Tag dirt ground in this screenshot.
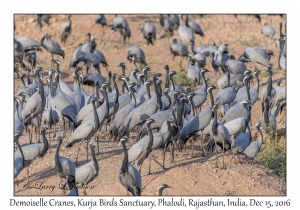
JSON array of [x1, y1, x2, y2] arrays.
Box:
[[13, 14, 286, 196]]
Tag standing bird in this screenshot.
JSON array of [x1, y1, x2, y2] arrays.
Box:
[[261, 25, 275, 48], [243, 122, 263, 158], [210, 104, 231, 168], [119, 136, 142, 196], [75, 140, 99, 196], [14, 132, 25, 180], [52, 136, 75, 190], [170, 37, 189, 65], [141, 22, 156, 45], [159, 15, 173, 37], [41, 32, 65, 61], [14, 127, 49, 185], [109, 15, 131, 46], [127, 45, 147, 67], [22, 67, 45, 126], [185, 14, 205, 37], [35, 14, 51, 29], [239, 47, 273, 70], [178, 14, 194, 46], [127, 119, 156, 173], [94, 14, 107, 34], [60, 15, 72, 46]]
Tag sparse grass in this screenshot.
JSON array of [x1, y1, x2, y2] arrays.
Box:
[[173, 66, 193, 93], [256, 129, 286, 179]]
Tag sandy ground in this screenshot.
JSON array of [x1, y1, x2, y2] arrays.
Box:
[[13, 14, 286, 196]]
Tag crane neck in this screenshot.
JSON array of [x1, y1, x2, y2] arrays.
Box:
[[212, 108, 218, 136], [169, 75, 175, 91], [92, 100, 100, 130], [165, 68, 170, 89], [163, 92, 171, 110], [154, 79, 162, 110], [263, 102, 269, 125], [40, 131, 49, 157], [36, 72, 45, 101], [227, 73, 230, 88], [19, 75, 26, 87], [103, 87, 109, 117], [245, 79, 250, 101], [113, 77, 119, 103], [146, 123, 154, 157], [121, 142, 128, 172], [267, 72, 273, 98], [174, 96, 182, 127], [146, 84, 151, 101], [129, 87, 137, 106], [90, 144, 99, 172], [257, 127, 263, 148], [15, 135, 25, 164], [54, 139, 63, 173], [189, 97, 195, 117]]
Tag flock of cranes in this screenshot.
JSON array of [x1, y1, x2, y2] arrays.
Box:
[[14, 14, 286, 196]]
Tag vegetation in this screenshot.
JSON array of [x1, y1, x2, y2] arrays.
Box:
[[256, 130, 286, 179]]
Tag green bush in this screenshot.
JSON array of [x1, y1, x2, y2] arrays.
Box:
[[256, 130, 286, 179]]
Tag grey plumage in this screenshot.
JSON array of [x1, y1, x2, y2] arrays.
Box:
[[127, 45, 147, 66], [41, 32, 65, 60], [36, 14, 51, 29], [119, 136, 142, 196], [52, 136, 75, 189], [15, 36, 42, 52], [141, 22, 156, 45], [170, 37, 189, 65], [178, 14, 194, 45], [261, 26, 275, 39], [127, 119, 155, 172], [159, 15, 173, 36], [60, 15, 72, 45], [239, 47, 273, 70], [109, 16, 131, 46], [185, 14, 204, 37], [75, 140, 99, 196], [243, 123, 263, 158], [94, 14, 107, 34], [22, 67, 46, 125]]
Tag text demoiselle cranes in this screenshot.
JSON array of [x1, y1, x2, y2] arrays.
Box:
[[60, 15, 72, 45], [75, 140, 99, 196], [178, 14, 194, 45], [41, 32, 65, 60], [52, 136, 75, 189], [239, 47, 273, 70], [141, 22, 156, 45], [127, 119, 155, 172], [22, 67, 46, 125], [118, 74, 162, 137], [119, 136, 142, 196], [243, 122, 263, 158]]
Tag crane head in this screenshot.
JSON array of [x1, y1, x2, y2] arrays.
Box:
[[89, 139, 97, 148], [117, 62, 125, 67], [212, 103, 219, 110], [207, 85, 216, 94], [164, 65, 169, 70], [119, 136, 130, 146], [163, 88, 171, 94], [187, 92, 196, 99], [146, 118, 155, 126], [255, 122, 262, 129]]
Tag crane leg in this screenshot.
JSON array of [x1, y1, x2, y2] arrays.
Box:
[[162, 146, 166, 169], [213, 139, 218, 168], [222, 140, 225, 169], [75, 139, 84, 165], [148, 153, 152, 175], [83, 184, 87, 196], [86, 139, 89, 162], [63, 118, 66, 138]]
